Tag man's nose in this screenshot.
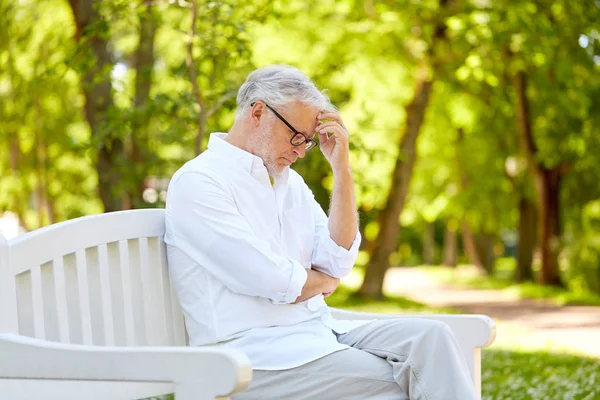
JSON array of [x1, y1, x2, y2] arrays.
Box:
[[293, 144, 306, 159]]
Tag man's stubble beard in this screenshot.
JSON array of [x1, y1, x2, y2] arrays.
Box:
[[255, 123, 286, 178]]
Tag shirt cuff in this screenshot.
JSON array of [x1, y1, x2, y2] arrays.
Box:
[[312, 229, 362, 278], [321, 229, 361, 259], [271, 259, 308, 304]]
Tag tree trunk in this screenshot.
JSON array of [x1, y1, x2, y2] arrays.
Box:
[[358, 0, 452, 298], [358, 0, 451, 298], [5, 45, 30, 231], [513, 70, 564, 287], [359, 75, 434, 298], [125, 2, 157, 209], [535, 167, 562, 286], [9, 136, 19, 171], [516, 196, 535, 282], [34, 97, 47, 228], [461, 220, 488, 275], [477, 233, 495, 274], [442, 223, 457, 267], [195, 111, 208, 156], [7, 133, 30, 231], [455, 126, 488, 274], [68, 0, 122, 212], [423, 222, 435, 265], [42, 142, 56, 225], [186, 0, 208, 156]]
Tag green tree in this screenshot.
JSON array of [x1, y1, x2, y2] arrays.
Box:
[[359, 0, 459, 298], [67, 0, 124, 212], [0, 0, 101, 229], [496, 0, 599, 286]]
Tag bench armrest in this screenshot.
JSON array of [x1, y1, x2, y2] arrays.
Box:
[[328, 308, 496, 400], [329, 308, 496, 347], [0, 333, 252, 400]]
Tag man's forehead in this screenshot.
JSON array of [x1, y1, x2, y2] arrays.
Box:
[[288, 102, 319, 134]]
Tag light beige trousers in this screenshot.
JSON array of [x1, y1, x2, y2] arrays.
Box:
[[232, 319, 477, 400]]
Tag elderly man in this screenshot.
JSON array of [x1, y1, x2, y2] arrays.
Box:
[[164, 65, 475, 399]]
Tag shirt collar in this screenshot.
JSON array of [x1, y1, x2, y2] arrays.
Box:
[[207, 132, 262, 173], [207, 132, 289, 185]]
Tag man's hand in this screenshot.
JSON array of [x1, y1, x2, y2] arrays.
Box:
[[316, 110, 350, 173], [319, 269, 340, 296], [315, 109, 358, 251], [293, 269, 340, 303]]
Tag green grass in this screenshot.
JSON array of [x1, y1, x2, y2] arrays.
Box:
[[420, 264, 600, 307], [325, 284, 457, 314], [481, 349, 599, 400]]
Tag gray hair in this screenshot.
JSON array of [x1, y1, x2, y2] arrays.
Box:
[[234, 65, 335, 121]]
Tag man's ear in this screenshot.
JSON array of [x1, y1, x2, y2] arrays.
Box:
[[250, 101, 266, 127]]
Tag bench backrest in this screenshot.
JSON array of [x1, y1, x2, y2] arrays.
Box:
[[0, 210, 187, 347]]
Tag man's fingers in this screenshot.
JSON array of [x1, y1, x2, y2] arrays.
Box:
[[318, 111, 344, 127], [316, 121, 341, 130], [316, 122, 347, 138], [318, 131, 329, 140]]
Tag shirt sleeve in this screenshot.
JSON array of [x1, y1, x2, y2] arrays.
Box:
[[306, 184, 361, 279], [166, 172, 307, 304]]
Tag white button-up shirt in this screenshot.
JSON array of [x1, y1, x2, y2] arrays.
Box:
[[164, 132, 363, 370]]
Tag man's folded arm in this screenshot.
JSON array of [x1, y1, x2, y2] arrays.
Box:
[[306, 187, 361, 278], [168, 172, 307, 304]]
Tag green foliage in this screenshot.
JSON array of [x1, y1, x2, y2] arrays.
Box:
[[3, 2, 600, 398], [562, 200, 600, 293], [1, 0, 600, 290], [0, 0, 102, 228]]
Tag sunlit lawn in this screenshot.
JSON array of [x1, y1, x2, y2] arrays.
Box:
[[325, 281, 600, 400]]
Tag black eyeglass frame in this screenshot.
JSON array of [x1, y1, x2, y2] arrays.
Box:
[[251, 102, 318, 152]]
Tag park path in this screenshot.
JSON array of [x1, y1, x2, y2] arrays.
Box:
[[382, 267, 600, 358]]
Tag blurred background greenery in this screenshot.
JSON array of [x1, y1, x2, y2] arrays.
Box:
[[2, 0, 600, 397], [2, 0, 599, 297]]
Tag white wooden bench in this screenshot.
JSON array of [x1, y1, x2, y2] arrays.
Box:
[[0, 209, 496, 399]]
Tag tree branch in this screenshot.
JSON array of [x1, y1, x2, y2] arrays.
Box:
[[207, 89, 237, 118], [513, 70, 538, 158], [186, 0, 206, 110]]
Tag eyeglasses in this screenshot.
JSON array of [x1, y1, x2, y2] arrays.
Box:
[[251, 102, 318, 152]]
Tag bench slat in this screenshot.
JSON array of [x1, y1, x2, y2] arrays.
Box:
[[0, 235, 19, 333], [127, 239, 147, 345], [52, 257, 70, 343], [98, 244, 115, 346], [75, 249, 93, 345], [139, 238, 156, 345], [63, 253, 83, 344], [159, 238, 175, 345], [30, 265, 45, 339], [119, 240, 136, 346], [106, 242, 126, 346], [146, 237, 169, 345]]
